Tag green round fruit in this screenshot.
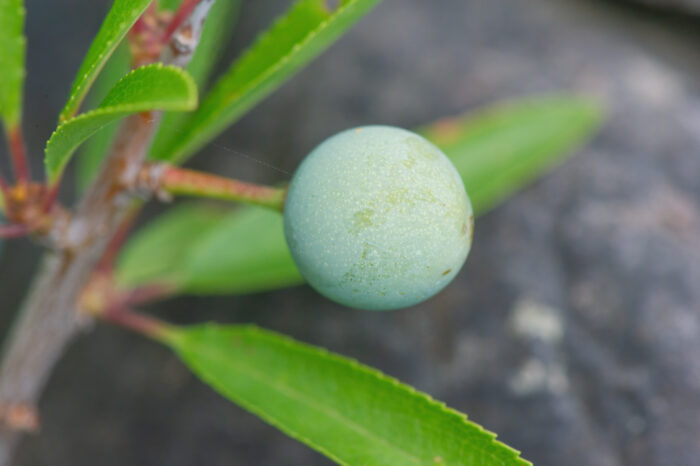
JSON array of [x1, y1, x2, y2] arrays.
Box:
[[283, 126, 473, 310]]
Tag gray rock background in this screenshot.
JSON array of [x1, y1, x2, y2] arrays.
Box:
[[1, 0, 699, 464], [619, 0, 700, 15]]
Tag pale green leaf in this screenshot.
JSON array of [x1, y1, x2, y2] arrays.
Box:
[[420, 96, 604, 215], [150, 0, 242, 160], [116, 204, 302, 293], [0, 0, 26, 127], [75, 42, 132, 191], [165, 324, 530, 466], [59, 0, 153, 122], [181, 206, 302, 294], [116, 203, 229, 288], [151, 0, 382, 163], [45, 64, 197, 182]]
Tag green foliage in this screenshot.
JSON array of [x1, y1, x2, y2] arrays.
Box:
[[166, 324, 530, 466], [118, 96, 601, 298], [117, 204, 302, 294], [45, 64, 197, 182], [150, 0, 383, 164], [182, 206, 301, 294], [0, 0, 26, 128], [420, 96, 603, 215], [117, 203, 229, 288], [59, 0, 153, 122], [76, 42, 132, 191], [149, 0, 242, 160], [157, 0, 181, 11]]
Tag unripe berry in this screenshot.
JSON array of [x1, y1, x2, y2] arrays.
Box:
[[284, 126, 473, 311]]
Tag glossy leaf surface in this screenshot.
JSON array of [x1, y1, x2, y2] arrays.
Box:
[[59, 0, 152, 121], [45, 64, 197, 182], [0, 0, 26, 128], [167, 324, 530, 466]]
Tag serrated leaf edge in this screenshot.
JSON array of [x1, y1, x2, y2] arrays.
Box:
[[59, 0, 153, 122], [46, 64, 197, 180], [164, 0, 380, 163], [172, 324, 531, 466]]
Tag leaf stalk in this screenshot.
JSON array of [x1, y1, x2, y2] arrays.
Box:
[[146, 163, 287, 211], [7, 126, 30, 183]]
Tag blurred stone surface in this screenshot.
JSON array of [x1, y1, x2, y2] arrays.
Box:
[[2, 0, 699, 465], [619, 0, 700, 14]]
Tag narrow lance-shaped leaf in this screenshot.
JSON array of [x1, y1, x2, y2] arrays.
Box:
[[0, 0, 26, 128], [181, 206, 301, 294], [75, 42, 133, 191], [45, 64, 197, 182], [58, 0, 153, 122], [164, 324, 530, 466], [116, 204, 302, 293], [116, 203, 229, 288], [419, 96, 603, 215], [149, 0, 242, 160], [118, 96, 602, 297], [151, 0, 382, 164]]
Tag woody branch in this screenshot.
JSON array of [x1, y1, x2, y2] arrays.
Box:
[[0, 1, 216, 464]]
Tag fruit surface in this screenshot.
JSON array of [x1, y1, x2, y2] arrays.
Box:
[[284, 126, 473, 310]]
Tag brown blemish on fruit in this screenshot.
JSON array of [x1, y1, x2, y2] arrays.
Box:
[[469, 214, 474, 242], [442, 269, 452, 276], [350, 208, 375, 234], [401, 155, 417, 169], [386, 188, 413, 207]]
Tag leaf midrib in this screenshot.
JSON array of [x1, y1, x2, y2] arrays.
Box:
[[182, 331, 517, 466], [187, 340, 423, 465]]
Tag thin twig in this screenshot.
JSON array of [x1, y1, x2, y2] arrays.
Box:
[[100, 306, 174, 342], [0, 224, 30, 239], [161, 0, 215, 68], [124, 284, 177, 306], [0, 171, 10, 197], [41, 182, 60, 214], [95, 203, 140, 273], [142, 163, 287, 211], [163, 0, 201, 42], [7, 127, 30, 183]]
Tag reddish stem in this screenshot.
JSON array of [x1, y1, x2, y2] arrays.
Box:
[[0, 171, 10, 196], [41, 182, 60, 215], [124, 284, 176, 306], [163, 0, 200, 43], [102, 306, 174, 342], [96, 204, 140, 273], [159, 165, 286, 211], [130, 1, 157, 35], [0, 224, 30, 239], [8, 127, 30, 183]]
